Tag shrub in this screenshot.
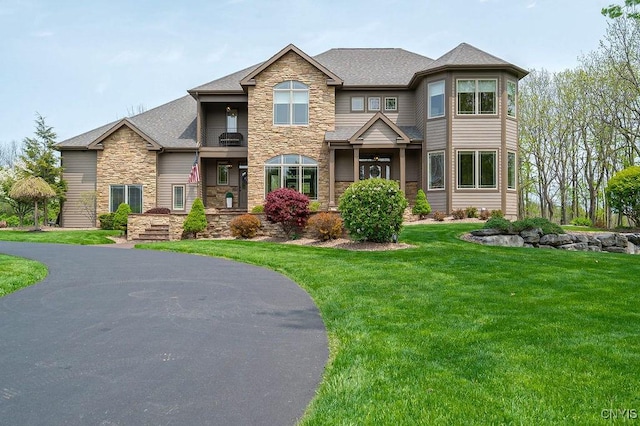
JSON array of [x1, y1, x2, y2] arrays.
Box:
[[465, 206, 478, 218], [571, 217, 593, 227], [307, 212, 343, 241], [479, 209, 491, 220], [339, 178, 408, 243], [309, 201, 321, 212], [264, 188, 310, 239], [183, 198, 207, 238], [512, 217, 565, 235], [412, 189, 431, 219], [251, 205, 265, 214], [451, 209, 466, 220], [490, 209, 504, 218], [484, 217, 512, 233], [432, 211, 446, 221], [144, 207, 171, 214], [112, 203, 131, 233], [605, 166, 640, 226], [230, 214, 261, 239], [98, 213, 115, 230]]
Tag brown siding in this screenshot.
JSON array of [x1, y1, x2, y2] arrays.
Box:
[[506, 119, 518, 151], [425, 191, 446, 212], [361, 121, 401, 145], [157, 152, 198, 211], [426, 119, 447, 151], [451, 118, 502, 147], [406, 150, 420, 181], [415, 79, 427, 133], [335, 150, 353, 181], [60, 150, 97, 228], [452, 192, 502, 212], [335, 91, 415, 127]]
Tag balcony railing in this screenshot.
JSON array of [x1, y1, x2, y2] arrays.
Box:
[[202, 127, 248, 147]]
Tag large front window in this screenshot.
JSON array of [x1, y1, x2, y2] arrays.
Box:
[[265, 155, 318, 199], [457, 151, 497, 189], [457, 79, 497, 115], [110, 184, 143, 213], [273, 81, 309, 125]]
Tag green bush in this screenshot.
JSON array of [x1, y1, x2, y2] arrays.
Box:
[[605, 166, 640, 226], [230, 214, 261, 239], [183, 198, 207, 238], [412, 189, 431, 218], [309, 201, 321, 212], [98, 213, 115, 230], [465, 206, 478, 218], [484, 217, 565, 235], [112, 204, 131, 233], [484, 217, 512, 233], [571, 217, 593, 227], [339, 178, 408, 243], [251, 205, 265, 214], [490, 209, 504, 218], [307, 212, 343, 241]]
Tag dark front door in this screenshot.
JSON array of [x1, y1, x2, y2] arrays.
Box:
[[359, 156, 391, 180]]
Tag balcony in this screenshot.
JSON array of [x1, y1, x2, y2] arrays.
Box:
[[202, 127, 248, 148]]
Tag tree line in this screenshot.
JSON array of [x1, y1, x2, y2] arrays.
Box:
[[518, 11, 640, 226]]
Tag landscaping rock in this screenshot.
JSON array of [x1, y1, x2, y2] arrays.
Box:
[[596, 233, 616, 247], [520, 228, 542, 244], [558, 242, 589, 251], [603, 246, 627, 254], [539, 233, 573, 247], [471, 228, 503, 237], [626, 234, 640, 245], [571, 234, 589, 244], [477, 235, 524, 247]]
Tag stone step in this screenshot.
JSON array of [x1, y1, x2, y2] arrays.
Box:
[[135, 233, 170, 241]]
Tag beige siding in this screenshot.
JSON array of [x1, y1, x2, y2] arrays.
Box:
[[335, 150, 353, 181], [415, 79, 427, 133], [452, 192, 502, 212], [452, 118, 502, 147], [361, 121, 400, 145], [426, 119, 447, 151], [505, 191, 518, 219], [61, 150, 97, 228], [157, 153, 198, 211], [425, 190, 446, 212], [335, 91, 415, 127], [506, 119, 518, 151]]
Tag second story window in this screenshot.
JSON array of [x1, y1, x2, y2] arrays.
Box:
[[428, 81, 445, 118], [457, 79, 497, 115], [274, 81, 309, 125]]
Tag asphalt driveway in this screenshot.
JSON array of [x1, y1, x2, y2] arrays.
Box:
[[0, 242, 327, 425]]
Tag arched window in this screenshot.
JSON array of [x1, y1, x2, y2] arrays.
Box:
[[273, 81, 309, 125], [265, 154, 318, 199]]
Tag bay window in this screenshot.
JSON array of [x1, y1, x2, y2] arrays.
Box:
[[457, 150, 497, 189], [428, 151, 445, 190], [457, 79, 497, 115], [428, 81, 445, 118]]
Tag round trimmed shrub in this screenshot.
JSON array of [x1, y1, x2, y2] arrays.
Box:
[[307, 212, 343, 241], [112, 203, 131, 233], [338, 178, 408, 242], [230, 214, 261, 239], [264, 188, 310, 238]]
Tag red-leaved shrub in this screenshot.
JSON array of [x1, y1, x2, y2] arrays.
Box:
[[229, 214, 261, 238], [432, 211, 446, 221], [144, 207, 171, 214], [451, 209, 466, 220], [264, 188, 310, 238], [307, 212, 343, 241]]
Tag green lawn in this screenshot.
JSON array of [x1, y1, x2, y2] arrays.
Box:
[[0, 229, 120, 245], [139, 224, 640, 425], [0, 254, 47, 297]]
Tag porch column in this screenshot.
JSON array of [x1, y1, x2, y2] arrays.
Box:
[[399, 146, 406, 192], [329, 147, 336, 207], [353, 147, 360, 183]]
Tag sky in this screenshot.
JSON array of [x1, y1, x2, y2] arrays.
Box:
[[0, 0, 618, 145]]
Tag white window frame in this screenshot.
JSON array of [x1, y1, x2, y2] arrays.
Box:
[[456, 150, 498, 190], [384, 97, 397, 112], [217, 163, 229, 185], [367, 96, 381, 112], [109, 184, 143, 213], [428, 151, 445, 190], [172, 184, 185, 211], [507, 80, 517, 118], [351, 96, 365, 112], [264, 154, 318, 200], [428, 80, 445, 118], [507, 151, 517, 190], [456, 79, 498, 115], [273, 80, 309, 126]]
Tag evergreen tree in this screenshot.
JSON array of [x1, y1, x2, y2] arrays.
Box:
[[19, 113, 66, 225], [412, 189, 432, 219], [183, 198, 207, 238]]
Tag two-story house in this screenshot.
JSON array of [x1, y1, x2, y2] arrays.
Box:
[[57, 43, 527, 228]]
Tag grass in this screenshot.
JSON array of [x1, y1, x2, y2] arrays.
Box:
[[138, 223, 640, 425], [0, 229, 120, 245], [0, 254, 47, 297]]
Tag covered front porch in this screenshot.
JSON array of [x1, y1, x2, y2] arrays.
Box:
[[200, 156, 248, 210]]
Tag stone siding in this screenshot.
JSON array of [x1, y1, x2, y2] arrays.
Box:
[[206, 186, 238, 209], [96, 126, 157, 217], [247, 51, 335, 211], [128, 214, 185, 241]]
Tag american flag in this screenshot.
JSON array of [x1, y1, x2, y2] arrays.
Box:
[[188, 159, 200, 184]]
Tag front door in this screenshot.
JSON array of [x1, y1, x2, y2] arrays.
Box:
[[359, 156, 391, 180], [238, 165, 248, 209]]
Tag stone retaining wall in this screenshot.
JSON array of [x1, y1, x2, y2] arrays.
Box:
[[128, 214, 186, 241], [470, 227, 640, 254]]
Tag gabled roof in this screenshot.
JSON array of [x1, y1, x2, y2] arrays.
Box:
[[240, 44, 343, 87], [87, 119, 162, 151], [58, 95, 197, 150], [409, 43, 528, 85], [349, 112, 411, 144], [314, 48, 434, 87]]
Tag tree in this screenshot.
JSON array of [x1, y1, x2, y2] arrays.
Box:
[[602, 1, 640, 20], [19, 114, 67, 225], [183, 198, 207, 238], [8, 176, 55, 230], [264, 188, 310, 238], [412, 189, 432, 219], [78, 191, 97, 226], [605, 166, 640, 226]]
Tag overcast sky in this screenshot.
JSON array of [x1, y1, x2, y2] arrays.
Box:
[[0, 0, 617, 145]]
